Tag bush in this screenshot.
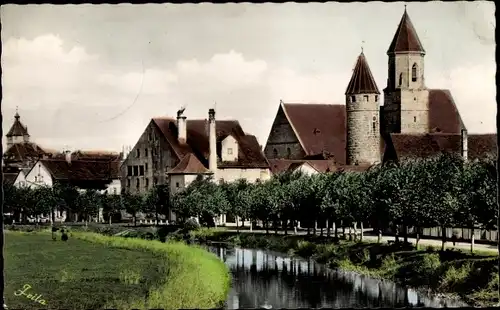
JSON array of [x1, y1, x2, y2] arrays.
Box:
[[440, 262, 472, 291], [184, 218, 201, 231], [295, 241, 317, 257], [417, 253, 442, 280]]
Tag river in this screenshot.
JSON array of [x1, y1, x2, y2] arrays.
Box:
[[205, 245, 467, 309]]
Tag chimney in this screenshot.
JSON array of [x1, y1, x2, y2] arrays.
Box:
[[208, 108, 217, 173], [461, 128, 468, 161], [177, 108, 187, 144], [65, 150, 72, 164]]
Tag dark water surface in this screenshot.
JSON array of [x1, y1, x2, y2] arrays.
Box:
[[205, 245, 467, 309]]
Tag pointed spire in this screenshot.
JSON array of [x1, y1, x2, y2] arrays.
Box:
[[387, 7, 425, 54], [345, 52, 380, 95], [6, 108, 29, 137]]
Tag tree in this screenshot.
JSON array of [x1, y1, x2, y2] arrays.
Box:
[[121, 190, 143, 226]]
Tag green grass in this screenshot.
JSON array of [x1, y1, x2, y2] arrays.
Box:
[[192, 228, 499, 307], [5, 230, 230, 309]]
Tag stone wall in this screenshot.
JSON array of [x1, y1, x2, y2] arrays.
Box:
[[264, 106, 306, 160], [346, 93, 381, 165], [121, 120, 178, 194]]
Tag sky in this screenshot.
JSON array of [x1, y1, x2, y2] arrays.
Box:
[[1, 2, 496, 152]]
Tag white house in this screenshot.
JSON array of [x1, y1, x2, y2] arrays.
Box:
[[25, 153, 121, 223]]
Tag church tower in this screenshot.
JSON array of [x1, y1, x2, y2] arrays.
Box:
[[6, 108, 30, 148], [345, 51, 381, 165], [382, 7, 429, 134]]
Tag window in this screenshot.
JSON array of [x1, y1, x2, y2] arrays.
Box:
[[227, 148, 233, 155], [145, 178, 149, 189], [351, 95, 356, 102], [414, 116, 417, 122], [273, 148, 278, 158], [154, 177, 158, 185], [136, 179, 140, 189], [136, 149, 140, 158], [375, 95, 379, 102], [219, 178, 224, 184], [364, 95, 369, 101], [412, 63, 417, 82], [127, 179, 131, 187], [127, 166, 133, 176], [139, 165, 145, 176], [113, 188, 117, 194], [34, 176, 38, 182], [132, 166, 138, 176], [145, 163, 148, 172], [398, 73, 403, 86], [175, 182, 180, 188], [148, 131, 153, 141], [286, 147, 292, 159], [145, 148, 148, 157], [372, 117, 377, 132]]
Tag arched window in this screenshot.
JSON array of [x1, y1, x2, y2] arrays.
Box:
[[398, 73, 403, 86], [372, 116, 377, 133], [286, 147, 292, 159], [273, 148, 278, 158], [414, 116, 417, 123], [412, 63, 418, 82]]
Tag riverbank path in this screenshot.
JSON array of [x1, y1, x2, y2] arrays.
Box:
[[223, 228, 499, 254]]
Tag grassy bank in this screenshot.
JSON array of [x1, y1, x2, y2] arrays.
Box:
[[192, 228, 499, 306], [5, 230, 230, 309]]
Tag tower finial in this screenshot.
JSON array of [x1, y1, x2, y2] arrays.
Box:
[[14, 106, 20, 119], [361, 41, 365, 54], [404, 4, 407, 12]]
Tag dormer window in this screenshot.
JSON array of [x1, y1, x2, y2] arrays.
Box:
[[273, 148, 278, 158], [286, 147, 292, 159], [227, 148, 233, 155], [398, 73, 403, 86], [375, 95, 379, 102], [364, 95, 369, 101], [351, 96, 356, 103]]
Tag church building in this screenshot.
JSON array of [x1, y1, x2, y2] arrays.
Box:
[[265, 8, 496, 174]]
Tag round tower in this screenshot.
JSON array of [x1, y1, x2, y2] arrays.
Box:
[[345, 51, 381, 165]]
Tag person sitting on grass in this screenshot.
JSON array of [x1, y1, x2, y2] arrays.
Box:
[[61, 229, 68, 242]]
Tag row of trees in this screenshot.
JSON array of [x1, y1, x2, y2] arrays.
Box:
[[3, 153, 497, 251], [171, 154, 497, 252], [3, 183, 170, 225]]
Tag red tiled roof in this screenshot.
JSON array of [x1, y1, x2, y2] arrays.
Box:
[[387, 133, 497, 161], [428, 89, 464, 134], [6, 113, 29, 137], [336, 164, 372, 173], [345, 52, 380, 95], [282, 103, 347, 164], [51, 150, 122, 162], [38, 159, 120, 181], [152, 117, 269, 170], [3, 142, 52, 163], [3, 173, 20, 186], [387, 9, 425, 54], [167, 154, 211, 175]]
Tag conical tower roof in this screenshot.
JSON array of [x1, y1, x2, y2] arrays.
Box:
[[6, 110, 29, 137], [387, 8, 425, 54], [345, 52, 380, 95]]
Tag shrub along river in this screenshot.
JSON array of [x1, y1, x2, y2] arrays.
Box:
[[205, 245, 468, 309]]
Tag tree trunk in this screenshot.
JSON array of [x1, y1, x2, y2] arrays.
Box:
[[313, 220, 317, 235], [441, 225, 446, 251], [320, 219, 324, 237], [378, 229, 382, 243], [415, 226, 420, 250], [265, 221, 269, 235], [133, 214, 137, 227], [284, 218, 288, 235], [307, 225, 311, 236], [250, 220, 253, 232], [109, 215, 112, 226], [236, 216, 240, 233], [326, 219, 331, 237], [403, 222, 408, 243], [348, 226, 353, 241], [334, 221, 338, 239], [471, 229, 475, 253], [274, 219, 278, 235], [353, 222, 358, 241], [360, 222, 364, 241], [155, 210, 159, 226]]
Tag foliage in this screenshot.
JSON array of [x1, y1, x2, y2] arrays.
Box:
[[4, 153, 498, 238]]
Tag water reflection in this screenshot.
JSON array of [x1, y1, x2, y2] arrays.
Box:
[[206, 245, 467, 309]]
